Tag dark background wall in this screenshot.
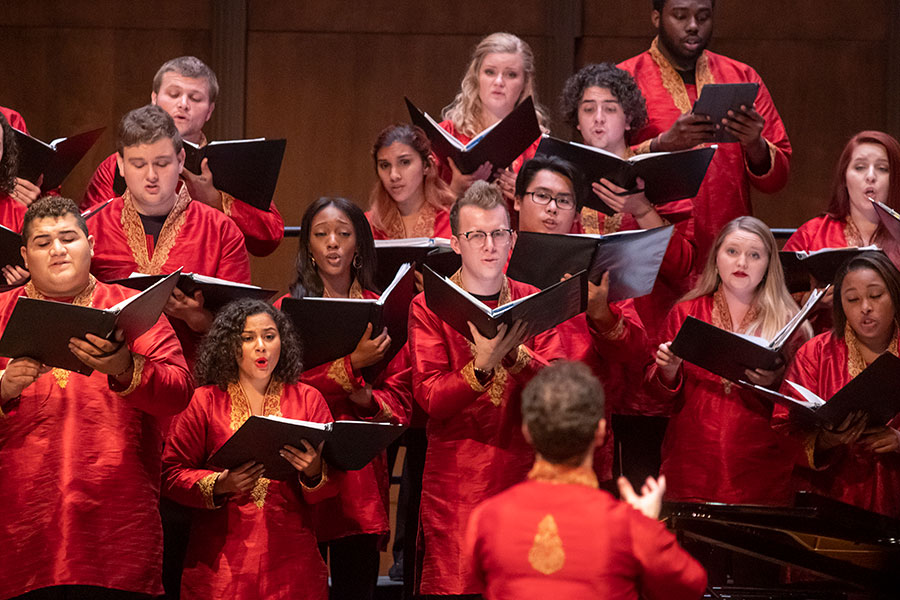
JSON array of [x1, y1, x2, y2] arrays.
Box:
[[1, 0, 898, 292]]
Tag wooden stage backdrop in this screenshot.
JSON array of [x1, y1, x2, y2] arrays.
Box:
[[0, 0, 897, 292]]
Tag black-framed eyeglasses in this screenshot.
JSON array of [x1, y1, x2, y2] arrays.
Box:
[[525, 190, 576, 210], [459, 228, 514, 247]]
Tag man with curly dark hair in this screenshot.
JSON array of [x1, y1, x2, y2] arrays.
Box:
[[162, 298, 339, 599], [465, 361, 706, 600], [618, 0, 791, 269], [0, 195, 192, 599]]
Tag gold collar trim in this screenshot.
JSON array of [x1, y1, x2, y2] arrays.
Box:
[[845, 323, 899, 378], [227, 379, 285, 432], [527, 458, 599, 489], [120, 185, 192, 274], [648, 36, 715, 115]]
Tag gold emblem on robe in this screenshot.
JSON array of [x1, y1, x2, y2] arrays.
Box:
[[528, 514, 565, 575]]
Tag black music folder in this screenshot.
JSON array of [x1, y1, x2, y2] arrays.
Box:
[[183, 138, 286, 211], [691, 83, 760, 143], [0, 270, 180, 375], [373, 238, 461, 292], [423, 265, 587, 343], [405, 96, 541, 174], [209, 416, 407, 480], [669, 287, 828, 383], [0, 224, 23, 269], [109, 272, 276, 312], [535, 135, 715, 214], [740, 353, 900, 429], [780, 246, 881, 293], [280, 264, 415, 382], [872, 199, 900, 243], [506, 226, 674, 303], [13, 127, 105, 192]]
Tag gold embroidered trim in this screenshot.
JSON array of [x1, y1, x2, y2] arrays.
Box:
[[27, 277, 97, 387], [803, 432, 823, 470], [528, 459, 599, 489], [506, 345, 532, 375], [596, 314, 626, 341], [327, 357, 357, 393], [844, 323, 899, 378], [635, 138, 655, 155], [120, 186, 192, 274], [528, 514, 566, 575], [385, 200, 438, 239], [220, 191, 234, 216], [746, 139, 779, 178], [648, 37, 715, 116], [228, 379, 285, 431], [197, 472, 220, 509], [117, 353, 146, 396], [375, 399, 394, 422], [461, 360, 489, 393], [712, 288, 760, 393], [843, 217, 865, 247], [300, 461, 329, 492], [602, 212, 625, 235], [251, 476, 271, 508], [580, 207, 600, 235]]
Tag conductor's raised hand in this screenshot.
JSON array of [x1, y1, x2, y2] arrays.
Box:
[[69, 329, 133, 382], [349, 323, 391, 370], [617, 474, 666, 520], [282, 439, 325, 478], [655, 113, 716, 151], [0, 357, 51, 401], [213, 460, 265, 496]]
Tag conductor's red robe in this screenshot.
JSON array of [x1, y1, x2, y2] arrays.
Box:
[[645, 292, 803, 505], [0, 279, 191, 599], [274, 289, 413, 547], [409, 274, 565, 595], [619, 38, 791, 266], [88, 186, 251, 363], [773, 330, 900, 517], [465, 460, 707, 600], [554, 303, 649, 481], [81, 149, 284, 256], [162, 382, 340, 600]]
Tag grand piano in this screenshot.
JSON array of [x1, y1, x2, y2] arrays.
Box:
[[663, 492, 900, 599]]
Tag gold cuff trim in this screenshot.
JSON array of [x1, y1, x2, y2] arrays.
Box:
[[462, 360, 488, 393], [746, 139, 779, 178], [117, 354, 145, 396], [375, 399, 394, 422], [300, 461, 328, 492], [634, 138, 655, 155], [197, 472, 220, 509], [251, 476, 270, 508], [595, 315, 626, 341], [506, 345, 532, 375], [327, 357, 358, 393], [220, 191, 234, 216]]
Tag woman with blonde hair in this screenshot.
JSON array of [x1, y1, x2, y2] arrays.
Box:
[[648, 216, 811, 505], [438, 32, 548, 201], [367, 124, 454, 239]]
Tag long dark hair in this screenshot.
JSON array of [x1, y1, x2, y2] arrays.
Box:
[[289, 197, 377, 297], [0, 112, 19, 196], [194, 299, 303, 390], [832, 251, 900, 338]]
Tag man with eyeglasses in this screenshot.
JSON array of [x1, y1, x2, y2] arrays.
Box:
[[408, 180, 565, 598], [512, 155, 650, 491]]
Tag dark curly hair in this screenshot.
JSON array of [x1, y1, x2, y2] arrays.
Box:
[[521, 361, 605, 465], [558, 63, 648, 135], [22, 196, 88, 244], [290, 197, 377, 297], [194, 299, 303, 390], [0, 112, 19, 196]]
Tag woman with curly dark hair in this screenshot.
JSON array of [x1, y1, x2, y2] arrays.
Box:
[[162, 298, 337, 599], [277, 198, 411, 600], [558, 63, 696, 333]]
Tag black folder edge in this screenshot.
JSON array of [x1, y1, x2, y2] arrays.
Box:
[[208, 416, 407, 480], [872, 199, 900, 244], [13, 127, 106, 191]]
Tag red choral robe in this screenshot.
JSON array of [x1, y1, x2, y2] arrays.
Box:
[[366, 203, 452, 240], [273, 290, 413, 546], [0, 106, 27, 132], [773, 331, 900, 517], [0, 194, 26, 231], [619, 38, 791, 267], [0, 279, 191, 599], [162, 381, 340, 600], [81, 149, 285, 257], [88, 185, 251, 363], [409, 274, 565, 595], [465, 460, 707, 600], [554, 304, 648, 481], [645, 292, 803, 505]]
